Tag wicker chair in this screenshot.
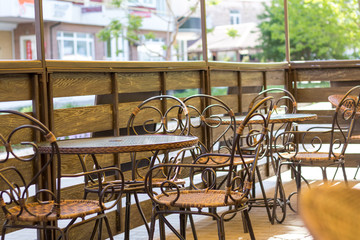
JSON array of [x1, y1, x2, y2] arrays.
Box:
[[329, 92, 360, 179], [300, 184, 360, 240], [79, 95, 190, 240], [182, 94, 274, 225], [182, 94, 236, 184], [0, 110, 124, 239], [245, 88, 297, 224], [145, 96, 274, 240], [272, 86, 360, 220]]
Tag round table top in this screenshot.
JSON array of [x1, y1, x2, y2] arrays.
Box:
[[206, 113, 317, 125], [39, 135, 198, 154]]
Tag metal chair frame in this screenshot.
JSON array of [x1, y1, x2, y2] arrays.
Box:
[[145, 96, 274, 240], [0, 110, 124, 240]]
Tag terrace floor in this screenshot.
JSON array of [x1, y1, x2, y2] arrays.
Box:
[[112, 167, 360, 240]]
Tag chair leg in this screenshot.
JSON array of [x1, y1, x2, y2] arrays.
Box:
[[125, 192, 131, 240], [255, 166, 272, 223], [134, 192, 150, 235], [271, 162, 284, 224], [149, 209, 157, 240], [217, 217, 225, 240], [243, 209, 255, 240], [354, 164, 360, 180], [97, 218, 103, 240], [179, 208, 186, 238], [341, 162, 348, 184], [1, 220, 8, 240], [103, 215, 114, 240], [321, 167, 328, 182], [295, 165, 302, 192], [90, 218, 100, 240], [187, 211, 198, 240], [159, 214, 166, 240]]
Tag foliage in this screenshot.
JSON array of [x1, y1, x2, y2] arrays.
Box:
[[18, 106, 32, 113], [256, 0, 360, 61], [211, 87, 228, 96], [98, 0, 201, 60], [173, 88, 199, 98], [207, 0, 222, 5], [226, 28, 240, 38]]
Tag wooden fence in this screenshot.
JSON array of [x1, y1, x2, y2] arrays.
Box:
[[0, 60, 359, 238]]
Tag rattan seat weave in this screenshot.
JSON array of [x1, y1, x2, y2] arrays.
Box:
[[197, 156, 254, 165], [300, 185, 360, 240], [155, 190, 247, 208], [281, 152, 339, 162], [6, 200, 101, 222]]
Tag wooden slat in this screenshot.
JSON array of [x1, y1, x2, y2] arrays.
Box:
[[167, 71, 200, 90], [0, 113, 34, 143], [266, 70, 285, 86], [297, 68, 360, 82], [208, 61, 289, 70], [61, 154, 117, 174], [241, 93, 258, 111], [210, 71, 238, 87], [296, 87, 352, 103], [297, 110, 333, 124], [0, 158, 34, 189], [0, 74, 32, 101], [46, 60, 208, 70], [215, 95, 239, 114], [51, 72, 112, 97], [118, 101, 143, 129], [241, 72, 264, 86], [117, 72, 160, 93], [53, 105, 113, 137]]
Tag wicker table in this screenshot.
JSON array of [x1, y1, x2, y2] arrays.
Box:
[[38, 134, 198, 239], [39, 135, 198, 154]]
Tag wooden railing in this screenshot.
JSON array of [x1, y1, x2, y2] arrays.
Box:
[[0, 60, 359, 238]]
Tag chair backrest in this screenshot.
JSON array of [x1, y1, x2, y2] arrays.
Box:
[[276, 86, 360, 160], [144, 96, 274, 205], [329, 86, 360, 158], [0, 110, 61, 219], [126, 95, 190, 180], [224, 96, 274, 199], [248, 88, 297, 115], [183, 94, 236, 160], [127, 95, 190, 136], [0, 110, 124, 221], [246, 88, 297, 158]]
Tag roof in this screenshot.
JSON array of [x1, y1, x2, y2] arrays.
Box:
[[188, 22, 260, 53]]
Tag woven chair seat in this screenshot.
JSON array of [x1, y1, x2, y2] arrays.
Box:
[[282, 152, 340, 163], [197, 156, 254, 165], [155, 189, 247, 208], [7, 200, 102, 222]]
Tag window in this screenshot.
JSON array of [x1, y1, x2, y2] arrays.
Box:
[[57, 32, 94, 60], [230, 10, 241, 25], [0, 0, 36, 60], [128, 0, 156, 8]]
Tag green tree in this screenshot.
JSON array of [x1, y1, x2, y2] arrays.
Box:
[[97, 0, 200, 60], [257, 0, 360, 62]]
